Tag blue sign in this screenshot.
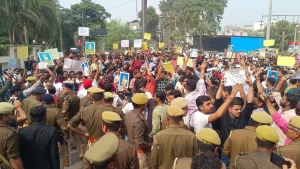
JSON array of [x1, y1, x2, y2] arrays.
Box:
[[8, 58, 16, 68], [85, 42, 95, 54]]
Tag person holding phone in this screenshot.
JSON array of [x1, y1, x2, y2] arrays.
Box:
[[234, 125, 280, 169]]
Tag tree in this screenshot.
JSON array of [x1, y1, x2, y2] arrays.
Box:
[[159, 0, 227, 48], [104, 20, 140, 50], [138, 6, 159, 41]]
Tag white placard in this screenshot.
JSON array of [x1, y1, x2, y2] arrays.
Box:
[[78, 27, 90, 37], [38, 62, 48, 69], [63, 58, 85, 72], [58, 52, 64, 58], [223, 69, 246, 86], [121, 40, 130, 48], [190, 49, 198, 58], [134, 39, 142, 48]]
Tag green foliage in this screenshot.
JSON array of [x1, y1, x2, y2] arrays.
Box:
[[103, 20, 140, 50], [138, 6, 159, 41], [159, 0, 227, 43]]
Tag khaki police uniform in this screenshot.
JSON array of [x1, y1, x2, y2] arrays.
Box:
[[102, 111, 139, 169], [124, 93, 151, 169], [152, 105, 198, 169], [172, 128, 221, 169], [0, 103, 20, 169], [277, 116, 300, 168], [235, 126, 280, 169], [21, 98, 42, 125], [223, 111, 273, 169], [55, 92, 66, 109], [44, 104, 68, 169], [85, 133, 119, 168]]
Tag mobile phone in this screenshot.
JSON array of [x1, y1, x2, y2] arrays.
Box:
[[270, 152, 291, 168]]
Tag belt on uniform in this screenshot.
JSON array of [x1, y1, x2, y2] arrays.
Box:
[[136, 149, 147, 154], [88, 137, 97, 143]]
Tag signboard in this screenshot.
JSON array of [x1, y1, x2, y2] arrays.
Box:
[[78, 27, 90, 36]]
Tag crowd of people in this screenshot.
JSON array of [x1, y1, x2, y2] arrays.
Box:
[[0, 50, 299, 169]]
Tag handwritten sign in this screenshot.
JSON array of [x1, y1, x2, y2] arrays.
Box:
[[277, 56, 295, 66], [163, 64, 175, 73], [113, 43, 118, 50], [223, 69, 247, 86], [134, 39, 142, 48], [144, 33, 151, 40], [17, 46, 28, 59], [121, 40, 129, 48], [264, 39, 275, 47]]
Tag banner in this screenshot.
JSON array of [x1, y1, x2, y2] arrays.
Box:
[[113, 43, 119, 50], [17, 46, 28, 59], [8, 58, 16, 68], [144, 33, 151, 40], [85, 42, 96, 54], [264, 39, 275, 47], [45, 48, 59, 60], [134, 39, 142, 48], [121, 40, 129, 48], [159, 43, 165, 49], [277, 56, 295, 66], [38, 52, 54, 66]]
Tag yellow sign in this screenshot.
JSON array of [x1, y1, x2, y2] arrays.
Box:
[[159, 43, 165, 49], [144, 33, 151, 40], [142, 42, 148, 50], [263, 39, 275, 47], [187, 59, 194, 67], [17, 46, 28, 59], [113, 43, 118, 50], [163, 64, 175, 73], [275, 49, 279, 55], [232, 53, 236, 58], [277, 56, 295, 66], [177, 57, 184, 66], [175, 47, 181, 53]]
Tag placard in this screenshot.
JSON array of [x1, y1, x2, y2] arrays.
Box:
[[159, 43, 165, 49], [113, 43, 119, 50], [223, 69, 247, 86], [85, 42, 96, 54], [78, 27, 90, 37], [163, 64, 175, 73], [144, 33, 151, 40], [38, 62, 48, 69], [63, 58, 85, 72], [190, 49, 198, 58], [121, 40, 129, 48], [177, 57, 184, 66], [226, 45, 234, 58], [17, 46, 28, 59], [134, 39, 142, 48], [267, 70, 278, 80], [119, 72, 130, 88], [142, 42, 148, 50], [8, 58, 16, 68], [263, 39, 275, 47], [277, 56, 295, 66], [58, 52, 64, 58], [38, 52, 54, 66], [81, 62, 90, 76], [45, 48, 59, 60]]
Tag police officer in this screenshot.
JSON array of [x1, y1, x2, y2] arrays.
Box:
[[68, 88, 106, 169], [173, 128, 223, 169], [151, 105, 197, 169], [124, 93, 152, 169], [101, 111, 139, 169], [161, 97, 188, 130], [277, 116, 300, 167], [21, 87, 46, 125], [0, 103, 24, 169], [85, 133, 119, 169], [223, 111, 273, 169], [235, 125, 280, 169], [42, 94, 68, 169]]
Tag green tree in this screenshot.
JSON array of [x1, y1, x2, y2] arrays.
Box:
[[159, 0, 227, 48], [138, 6, 159, 41], [104, 20, 140, 50]]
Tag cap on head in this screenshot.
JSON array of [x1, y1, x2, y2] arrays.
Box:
[[251, 112, 273, 124], [26, 76, 37, 81], [197, 128, 221, 146], [62, 83, 73, 89], [171, 97, 188, 109], [33, 87, 47, 94], [167, 105, 184, 117], [289, 116, 300, 130], [132, 93, 148, 105], [104, 92, 114, 99], [88, 87, 105, 95], [102, 111, 122, 123], [256, 125, 279, 143], [85, 133, 119, 166], [0, 103, 14, 115], [42, 94, 54, 103], [83, 79, 92, 89]]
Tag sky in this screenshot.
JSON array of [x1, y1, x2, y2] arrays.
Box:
[[60, 0, 300, 28]]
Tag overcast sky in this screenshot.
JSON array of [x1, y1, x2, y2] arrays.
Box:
[[59, 0, 300, 28]]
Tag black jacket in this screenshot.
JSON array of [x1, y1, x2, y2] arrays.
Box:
[[19, 122, 59, 169]]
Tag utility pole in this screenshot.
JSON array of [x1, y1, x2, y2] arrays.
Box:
[[266, 0, 273, 40], [293, 24, 298, 50], [142, 0, 147, 40], [281, 31, 285, 51]]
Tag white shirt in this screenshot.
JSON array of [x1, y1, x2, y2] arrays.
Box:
[[77, 89, 87, 98], [193, 111, 212, 135], [122, 102, 134, 114]]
